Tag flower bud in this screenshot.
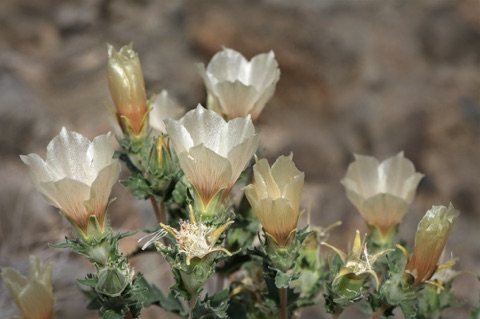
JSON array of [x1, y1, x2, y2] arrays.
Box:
[[96, 265, 132, 298], [107, 43, 148, 139], [404, 204, 459, 285]]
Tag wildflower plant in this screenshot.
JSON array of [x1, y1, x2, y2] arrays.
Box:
[[6, 43, 475, 319]]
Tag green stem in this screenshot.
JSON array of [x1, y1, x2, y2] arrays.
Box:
[[188, 292, 199, 319], [280, 287, 288, 319]]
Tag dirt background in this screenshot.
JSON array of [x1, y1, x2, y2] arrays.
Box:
[[1, 0, 480, 318]]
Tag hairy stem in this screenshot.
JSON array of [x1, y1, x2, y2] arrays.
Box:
[[280, 287, 288, 319]]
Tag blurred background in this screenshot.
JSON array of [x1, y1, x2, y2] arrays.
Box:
[[1, 0, 480, 318]]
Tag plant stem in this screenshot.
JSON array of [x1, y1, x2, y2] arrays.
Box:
[[372, 305, 388, 319], [188, 292, 199, 319], [149, 195, 166, 225], [280, 287, 288, 319]]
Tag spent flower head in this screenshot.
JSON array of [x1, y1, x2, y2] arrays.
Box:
[[20, 128, 121, 241], [107, 43, 148, 139], [403, 204, 459, 285], [197, 48, 280, 121], [160, 208, 233, 266], [323, 230, 392, 289], [244, 154, 304, 247], [341, 152, 424, 238], [165, 105, 259, 218], [1, 256, 54, 319]]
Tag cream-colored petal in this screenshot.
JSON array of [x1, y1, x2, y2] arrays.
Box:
[[180, 105, 225, 152], [45, 127, 90, 181], [87, 132, 116, 181], [344, 188, 366, 213], [220, 114, 257, 157], [250, 81, 278, 121], [256, 198, 298, 246], [379, 152, 416, 197], [28, 256, 52, 290], [243, 184, 260, 209], [149, 90, 185, 134], [214, 81, 259, 119], [84, 162, 121, 224], [282, 173, 304, 213], [39, 178, 91, 228], [270, 154, 302, 190], [178, 145, 232, 204], [361, 194, 409, 233], [247, 51, 279, 90], [251, 158, 281, 199], [164, 117, 195, 155], [196, 63, 216, 91], [403, 172, 424, 203], [17, 281, 53, 319], [226, 135, 259, 186], [20, 154, 51, 186], [345, 155, 380, 197], [206, 48, 248, 83]]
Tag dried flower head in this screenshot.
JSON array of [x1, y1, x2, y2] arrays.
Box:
[[323, 230, 391, 289], [1, 256, 54, 319], [244, 154, 304, 247], [20, 128, 121, 240], [160, 208, 233, 265], [107, 43, 148, 138], [165, 105, 259, 215], [341, 152, 424, 237], [197, 48, 280, 121], [404, 204, 459, 285]]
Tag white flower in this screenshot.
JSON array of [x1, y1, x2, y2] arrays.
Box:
[[197, 48, 280, 121], [165, 105, 259, 212], [341, 152, 423, 237], [20, 128, 121, 239], [244, 154, 304, 247], [149, 90, 185, 134], [1, 256, 54, 319]]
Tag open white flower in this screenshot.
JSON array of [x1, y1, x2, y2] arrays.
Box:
[[341, 152, 423, 237], [1, 256, 54, 319], [244, 154, 304, 247], [197, 48, 280, 121], [20, 128, 121, 240], [149, 90, 185, 135], [165, 105, 259, 214]]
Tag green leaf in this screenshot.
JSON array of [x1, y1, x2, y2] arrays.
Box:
[[275, 271, 292, 289], [191, 289, 230, 319], [102, 310, 124, 319]]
